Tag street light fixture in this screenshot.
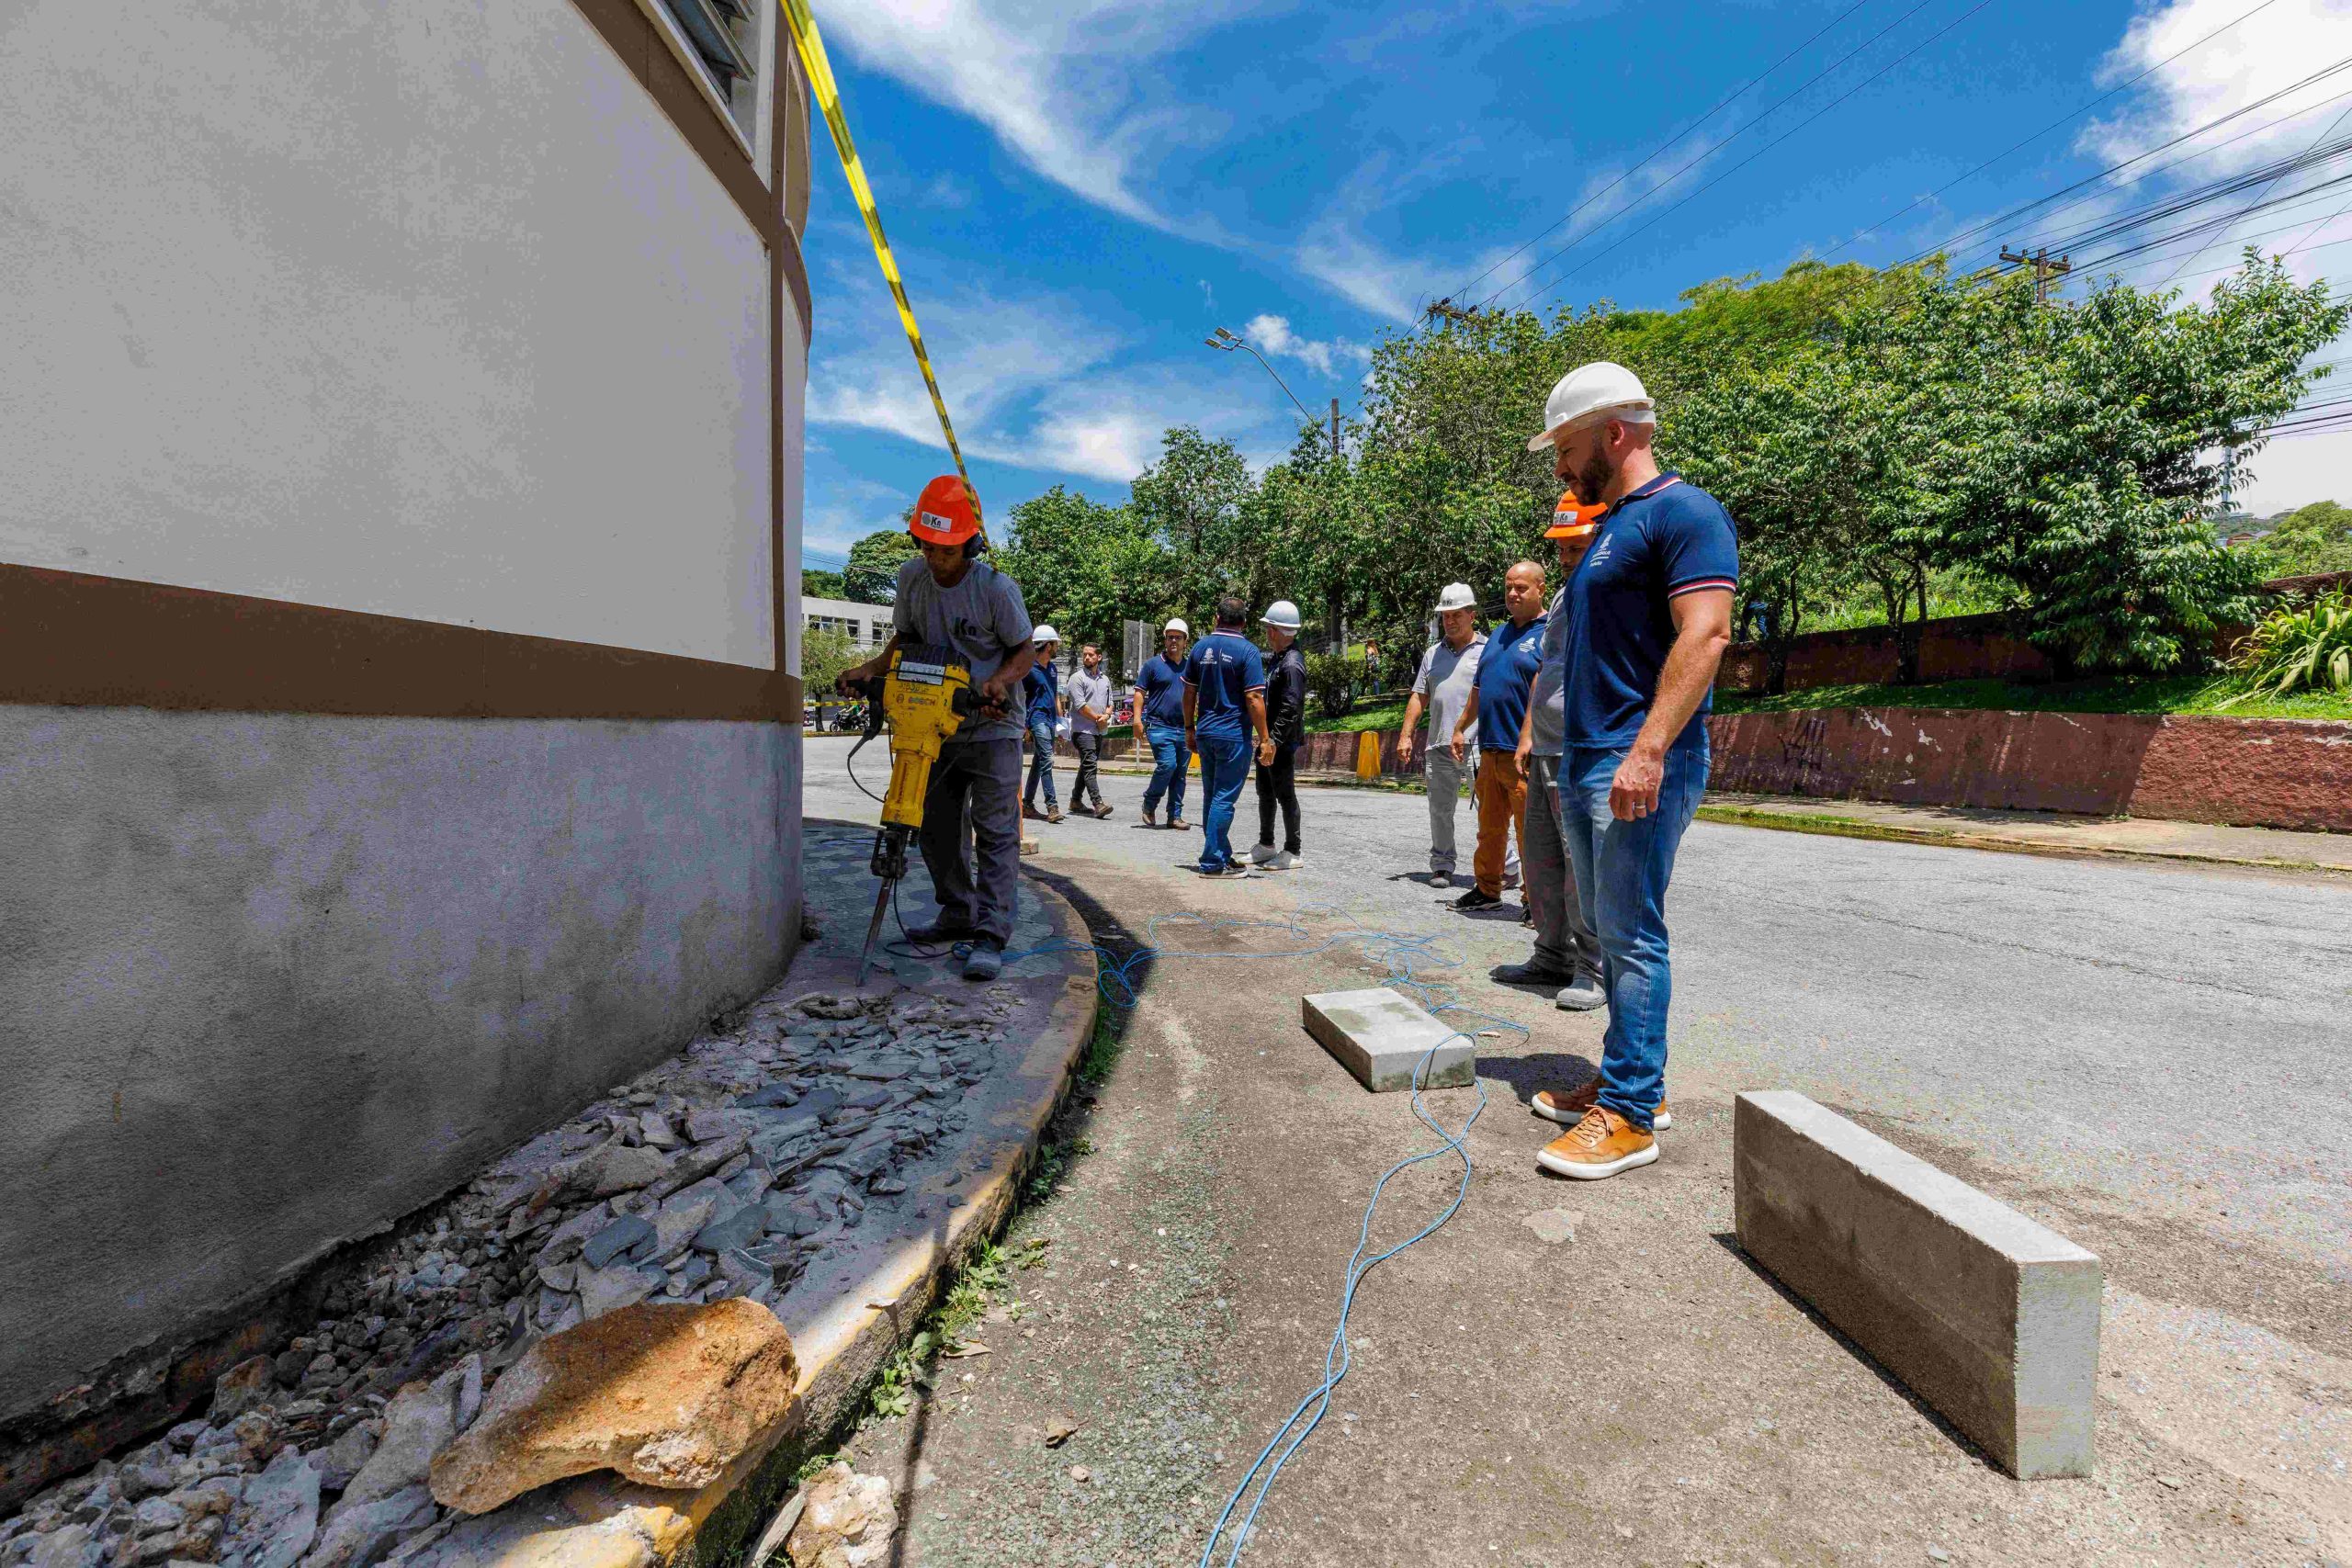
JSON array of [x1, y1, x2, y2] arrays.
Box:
[[1203, 324, 1316, 425]]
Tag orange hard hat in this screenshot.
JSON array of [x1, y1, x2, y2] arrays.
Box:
[[909, 474, 983, 547], [1545, 492, 1606, 539]]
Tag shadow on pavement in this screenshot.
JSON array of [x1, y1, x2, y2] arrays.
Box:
[[1473, 1051, 1596, 1109]]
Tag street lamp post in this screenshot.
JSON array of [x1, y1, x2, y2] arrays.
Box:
[[1203, 325, 1349, 653]]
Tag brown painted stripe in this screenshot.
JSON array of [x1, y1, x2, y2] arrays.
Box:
[[1, 563, 799, 723]]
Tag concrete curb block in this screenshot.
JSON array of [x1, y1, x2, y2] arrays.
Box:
[[1733, 1092, 2101, 1481], [405, 869, 1101, 1566]]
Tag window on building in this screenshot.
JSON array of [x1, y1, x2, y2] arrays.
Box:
[[653, 0, 762, 143]]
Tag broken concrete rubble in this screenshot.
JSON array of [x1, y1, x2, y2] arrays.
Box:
[[784, 1463, 898, 1568], [427, 1300, 798, 1516]]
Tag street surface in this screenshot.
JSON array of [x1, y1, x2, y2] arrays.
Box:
[[802, 736, 2352, 1566]]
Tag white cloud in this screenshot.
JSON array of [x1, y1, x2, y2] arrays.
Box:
[[1241, 313, 1365, 378]]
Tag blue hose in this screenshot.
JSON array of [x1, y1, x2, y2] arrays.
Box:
[[989, 906, 1529, 1567]]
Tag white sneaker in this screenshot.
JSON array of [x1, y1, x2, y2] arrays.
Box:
[[1250, 843, 1278, 864], [1266, 850, 1302, 870]]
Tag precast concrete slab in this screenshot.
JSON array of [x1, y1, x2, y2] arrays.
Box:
[[1301, 988, 1475, 1094], [1733, 1090, 2101, 1480]]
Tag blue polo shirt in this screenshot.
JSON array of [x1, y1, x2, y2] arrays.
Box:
[[1472, 613, 1546, 753], [1180, 631, 1267, 742], [1023, 660, 1058, 726], [1562, 472, 1739, 750], [1136, 653, 1189, 728]]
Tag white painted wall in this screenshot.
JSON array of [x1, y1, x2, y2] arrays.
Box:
[[0, 0, 783, 670]]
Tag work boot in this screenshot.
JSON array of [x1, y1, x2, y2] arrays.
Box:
[[1141, 807, 1159, 827], [1250, 843, 1278, 864], [1535, 1106, 1658, 1180], [1168, 817, 1190, 831], [1490, 959, 1572, 987], [1554, 972, 1606, 1012], [1023, 802, 1047, 822], [1533, 1081, 1670, 1130], [1046, 807, 1064, 823], [1092, 802, 1114, 818], [1454, 888, 1503, 911], [960, 941, 1004, 981]]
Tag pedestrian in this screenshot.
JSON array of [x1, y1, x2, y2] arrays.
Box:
[[1525, 361, 1737, 1179], [1066, 643, 1114, 818], [1133, 619, 1193, 829], [1394, 584, 1487, 888], [1250, 599, 1307, 869], [1494, 496, 1607, 1011], [1021, 626, 1062, 823], [836, 475, 1036, 981], [1446, 561, 1546, 912], [1182, 596, 1276, 878]]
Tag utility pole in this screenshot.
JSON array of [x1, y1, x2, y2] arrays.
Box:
[[1330, 397, 1341, 459], [1999, 246, 2073, 303], [1423, 298, 1482, 325]]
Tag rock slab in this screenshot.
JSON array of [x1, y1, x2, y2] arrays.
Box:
[[428, 1298, 799, 1515], [1300, 988, 1474, 1093], [1732, 1090, 2101, 1479], [785, 1462, 898, 1567]]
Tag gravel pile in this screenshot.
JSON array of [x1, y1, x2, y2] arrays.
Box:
[[2, 985, 1013, 1567]]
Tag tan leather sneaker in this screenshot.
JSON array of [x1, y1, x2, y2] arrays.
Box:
[[1532, 1081, 1671, 1131], [1536, 1106, 1658, 1180]]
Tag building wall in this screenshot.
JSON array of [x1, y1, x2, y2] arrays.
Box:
[[804, 596, 898, 649], [0, 0, 813, 1430]]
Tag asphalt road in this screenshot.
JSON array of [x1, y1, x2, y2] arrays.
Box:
[[801, 737, 2352, 1566]]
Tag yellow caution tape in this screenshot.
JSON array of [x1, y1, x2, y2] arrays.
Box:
[[777, 0, 980, 527]]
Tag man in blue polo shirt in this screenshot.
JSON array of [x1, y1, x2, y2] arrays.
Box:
[[1447, 560, 1546, 912], [1525, 362, 1736, 1182], [1021, 626, 1063, 823], [1131, 619, 1192, 829], [1182, 597, 1275, 877]]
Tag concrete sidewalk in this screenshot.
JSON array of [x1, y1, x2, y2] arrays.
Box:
[[1699, 793, 2352, 875]]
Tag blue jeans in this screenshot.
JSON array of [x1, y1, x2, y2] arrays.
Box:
[[1194, 730, 1250, 872], [1142, 722, 1189, 820], [1023, 716, 1057, 809], [1559, 738, 1709, 1132]]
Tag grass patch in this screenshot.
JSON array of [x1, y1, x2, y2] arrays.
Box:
[[1304, 696, 1408, 735], [1713, 673, 2352, 722]]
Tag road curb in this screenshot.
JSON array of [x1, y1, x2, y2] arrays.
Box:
[[405, 862, 1102, 1567], [1692, 802, 2348, 877]]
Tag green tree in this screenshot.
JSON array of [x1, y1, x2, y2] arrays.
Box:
[[1128, 426, 1257, 617], [2245, 499, 2352, 579], [798, 625, 864, 725], [842, 527, 920, 604], [994, 486, 1176, 672], [801, 567, 846, 599]]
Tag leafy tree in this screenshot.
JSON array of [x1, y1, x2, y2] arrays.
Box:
[[842, 527, 921, 604], [2245, 499, 2352, 579], [1128, 426, 1257, 617], [994, 487, 1175, 673], [801, 567, 846, 599], [798, 625, 864, 723]]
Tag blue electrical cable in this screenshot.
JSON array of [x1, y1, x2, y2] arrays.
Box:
[[988, 904, 1531, 1567]]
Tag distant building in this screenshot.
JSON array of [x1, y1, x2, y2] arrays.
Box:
[[805, 595, 898, 649]]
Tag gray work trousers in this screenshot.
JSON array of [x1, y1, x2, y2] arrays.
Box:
[[1424, 749, 1515, 885], [917, 738, 1023, 945], [1523, 751, 1602, 979]]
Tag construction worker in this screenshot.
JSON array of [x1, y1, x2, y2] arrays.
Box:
[[837, 475, 1036, 982], [1250, 600, 1307, 869], [1066, 643, 1114, 818], [1448, 561, 1546, 912], [1021, 626, 1062, 823], [1182, 596, 1276, 877], [1395, 584, 1487, 888], [1525, 362, 1737, 1179], [1497, 498, 1607, 1011], [1133, 619, 1192, 829]]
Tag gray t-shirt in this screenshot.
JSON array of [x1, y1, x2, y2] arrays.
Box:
[[1066, 668, 1114, 734], [891, 558, 1033, 743], [1529, 586, 1567, 757], [1413, 631, 1487, 753]]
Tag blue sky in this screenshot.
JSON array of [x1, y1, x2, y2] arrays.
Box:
[[798, 0, 2352, 567]]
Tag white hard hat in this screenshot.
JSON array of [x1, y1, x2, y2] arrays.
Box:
[[1261, 600, 1302, 630], [1527, 361, 1656, 451], [1163, 617, 1189, 634], [1433, 582, 1476, 614], [1032, 624, 1059, 645]]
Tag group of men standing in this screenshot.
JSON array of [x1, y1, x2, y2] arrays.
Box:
[[839, 358, 1736, 1185]]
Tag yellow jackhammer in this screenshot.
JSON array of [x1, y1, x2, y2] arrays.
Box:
[[842, 644, 978, 984]]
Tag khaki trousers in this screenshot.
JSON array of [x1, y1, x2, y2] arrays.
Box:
[[1473, 750, 1529, 898]]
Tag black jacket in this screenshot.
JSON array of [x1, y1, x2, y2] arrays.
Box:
[[1266, 643, 1308, 748]]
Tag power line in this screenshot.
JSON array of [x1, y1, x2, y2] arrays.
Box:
[[1441, 0, 1882, 307], [1474, 0, 1955, 310], [1498, 0, 2000, 312], [2039, 144, 2352, 274], [1899, 53, 2352, 269], [2163, 96, 2352, 284], [1820, 0, 2285, 260]]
